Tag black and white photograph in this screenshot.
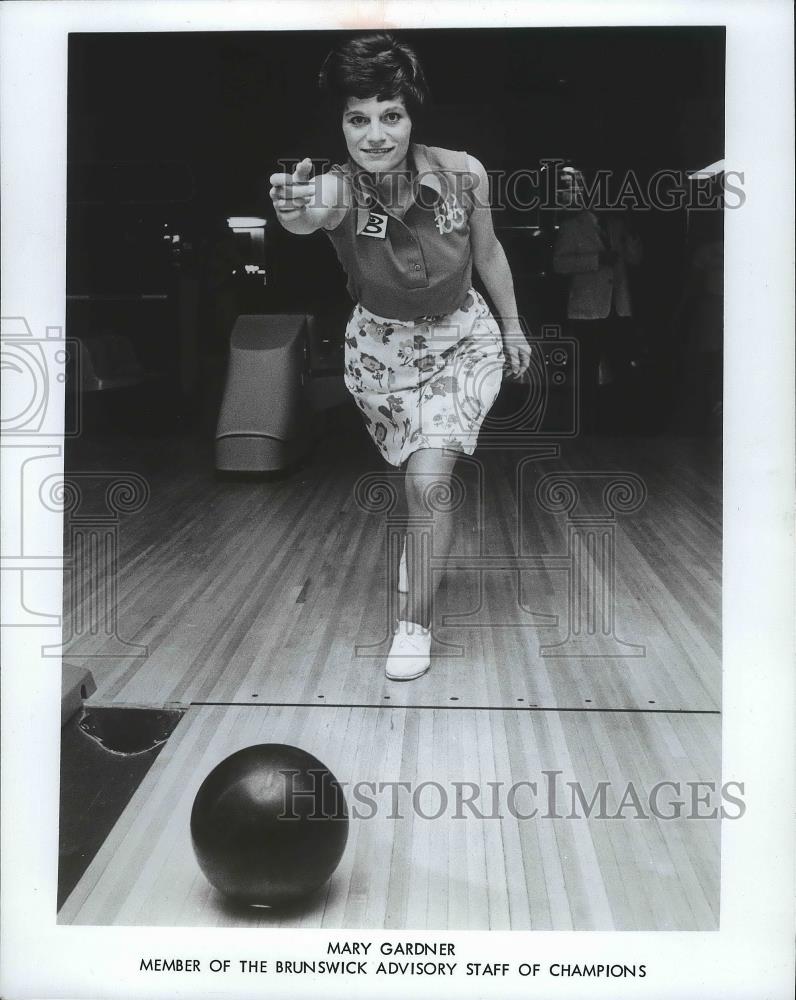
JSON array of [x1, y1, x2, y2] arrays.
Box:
[[1, 2, 793, 998]]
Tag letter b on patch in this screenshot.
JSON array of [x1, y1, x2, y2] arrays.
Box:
[[362, 212, 388, 238]]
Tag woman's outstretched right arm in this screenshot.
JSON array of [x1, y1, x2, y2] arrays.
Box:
[[269, 157, 348, 235]]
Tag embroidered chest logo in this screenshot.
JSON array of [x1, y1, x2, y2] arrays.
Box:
[[361, 211, 388, 239], [433, 194, 465, 235]]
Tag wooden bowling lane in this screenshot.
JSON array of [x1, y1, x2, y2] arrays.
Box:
[[64, 432, 720, 712], [59, 703, 720, 930]]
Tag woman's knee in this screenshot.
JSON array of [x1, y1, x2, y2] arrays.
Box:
[[405, 472, 433, 511]]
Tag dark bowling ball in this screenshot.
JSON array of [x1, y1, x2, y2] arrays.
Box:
[[190, 744, 348, 906]]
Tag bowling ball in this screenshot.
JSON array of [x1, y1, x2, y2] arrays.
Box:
[[190, 743, 348, 906]]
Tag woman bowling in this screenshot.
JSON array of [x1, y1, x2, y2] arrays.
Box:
[[269, 33, 531, 680]]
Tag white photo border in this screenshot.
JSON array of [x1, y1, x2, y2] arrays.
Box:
[[1, 2, 793, 998]]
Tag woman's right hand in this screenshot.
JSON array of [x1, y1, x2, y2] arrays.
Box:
[[269, 157, 315, 217]]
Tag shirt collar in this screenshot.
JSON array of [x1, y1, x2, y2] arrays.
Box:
[[410, 144, 443, 197]]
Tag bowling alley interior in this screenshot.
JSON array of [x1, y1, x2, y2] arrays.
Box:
[[59, 27, 725, 929]]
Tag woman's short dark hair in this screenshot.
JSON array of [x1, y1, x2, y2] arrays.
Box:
[[318, 33, 430, 119]]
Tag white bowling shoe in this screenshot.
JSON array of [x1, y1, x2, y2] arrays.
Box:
[[385, 620, 431, 681]]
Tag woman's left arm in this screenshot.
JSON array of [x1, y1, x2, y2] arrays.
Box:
[[466, 153, 531, 377]]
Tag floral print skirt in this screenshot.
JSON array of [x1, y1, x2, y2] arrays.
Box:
[[343, 288, 505, 467]]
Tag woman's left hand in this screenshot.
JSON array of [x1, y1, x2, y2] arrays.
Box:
[[501, 325, 532, 379]]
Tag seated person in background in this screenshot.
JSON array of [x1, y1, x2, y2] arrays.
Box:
[[553, 166, 643, 431]]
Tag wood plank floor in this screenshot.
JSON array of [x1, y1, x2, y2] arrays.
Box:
[[59, 703, 721, 930], [62, 421, 721, 712]]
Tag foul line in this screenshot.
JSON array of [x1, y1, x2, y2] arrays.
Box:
[[190, 700, 720, 715]]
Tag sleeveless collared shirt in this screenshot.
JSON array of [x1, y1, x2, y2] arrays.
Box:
[[323, 143, 477, 321]]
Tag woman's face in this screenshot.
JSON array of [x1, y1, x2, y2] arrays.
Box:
[[342, 95, 412, 174]]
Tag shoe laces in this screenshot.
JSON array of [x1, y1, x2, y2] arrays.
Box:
[[392, 630, 428, 655]]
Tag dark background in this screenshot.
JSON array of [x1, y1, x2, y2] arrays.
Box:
[[66, 27, 725, 435]]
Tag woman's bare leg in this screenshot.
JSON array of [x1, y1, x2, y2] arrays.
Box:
[[402, 447, 460, 629]]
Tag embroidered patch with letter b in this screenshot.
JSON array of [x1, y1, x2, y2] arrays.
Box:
[[361, 211, 388, 239]]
